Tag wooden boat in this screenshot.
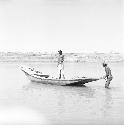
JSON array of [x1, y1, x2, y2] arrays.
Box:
[[20, 66, 99, 86]]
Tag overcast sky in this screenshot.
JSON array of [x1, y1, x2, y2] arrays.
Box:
[[0, 0, 124, 53]]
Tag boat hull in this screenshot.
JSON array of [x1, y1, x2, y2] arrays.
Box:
[[20, 66, 99, 86]]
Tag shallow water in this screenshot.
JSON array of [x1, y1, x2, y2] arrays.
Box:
[[0, 62, 124, 125]]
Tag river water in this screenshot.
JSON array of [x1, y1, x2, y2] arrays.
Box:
[[0, 62, 124, 125]]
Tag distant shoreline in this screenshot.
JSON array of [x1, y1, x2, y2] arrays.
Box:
[[0, 52, 123, 63]]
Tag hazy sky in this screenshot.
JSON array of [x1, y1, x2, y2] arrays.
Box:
[[0, 0, 124, 53]]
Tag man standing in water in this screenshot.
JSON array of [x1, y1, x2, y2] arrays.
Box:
[[57, 50, 65, 79], [101, 62, 113, 88]]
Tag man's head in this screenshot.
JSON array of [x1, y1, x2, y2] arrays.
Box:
[[102, 62, 107, 67], [58, 50, 62, 55]]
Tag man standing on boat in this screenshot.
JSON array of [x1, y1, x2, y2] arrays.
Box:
[[101, 62, 113, 88], [57, 50, 65, 79]]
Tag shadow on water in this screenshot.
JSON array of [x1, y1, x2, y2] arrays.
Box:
[[65, 83, 86, 87], [22, 81, 95, 99]]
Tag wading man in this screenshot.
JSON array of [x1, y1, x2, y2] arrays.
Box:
[[57, 50, 65, 79], [101, 62, 113, 88]]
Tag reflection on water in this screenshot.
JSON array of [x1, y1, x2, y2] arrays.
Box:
[[103, 89, 113, 117], [0, 62, 124, 125], [23, 82, 95, 99]]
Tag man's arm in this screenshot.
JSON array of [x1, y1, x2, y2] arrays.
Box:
[[100, 67, 109, 79], [102, 67, 109, 79]]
